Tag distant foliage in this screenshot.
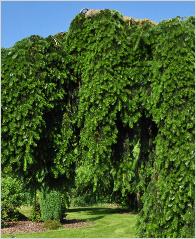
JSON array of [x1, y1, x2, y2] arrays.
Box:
[[1, 9, 194, 237]]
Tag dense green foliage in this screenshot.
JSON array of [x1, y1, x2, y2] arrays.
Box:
[[1, 34, 75, 187], [1, 176, 26, 223], [66, 11, 195, 237], [137, 17, 195, 238], [1, 34, 75, 220], [2, 9, 194, 237]]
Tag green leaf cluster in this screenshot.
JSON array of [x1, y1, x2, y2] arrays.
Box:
[[2, 34, 74, 189]]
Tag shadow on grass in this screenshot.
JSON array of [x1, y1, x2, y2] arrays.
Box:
[[65, 207, 131, 224], [62, 215, 104, 224], [67, 207, 134, 216]]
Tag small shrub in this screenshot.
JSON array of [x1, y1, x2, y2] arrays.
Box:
[[40, 188, 66, 221], [1, 176, 26, 224], [43, 219, 62, 230]]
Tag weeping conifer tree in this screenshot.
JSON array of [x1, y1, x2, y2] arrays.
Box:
[[2, 9, 194, 237]]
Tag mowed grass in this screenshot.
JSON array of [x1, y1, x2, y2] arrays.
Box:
[[3, 205, 138, 238]]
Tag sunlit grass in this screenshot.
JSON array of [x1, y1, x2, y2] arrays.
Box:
[[3, 205, 138, 238]]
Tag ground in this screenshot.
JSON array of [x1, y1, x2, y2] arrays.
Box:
[[2, 204, 138, 238]]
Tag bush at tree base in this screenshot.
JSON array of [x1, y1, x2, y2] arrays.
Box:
[[1, 10, 194, 237], [40, 188, 66, 221]]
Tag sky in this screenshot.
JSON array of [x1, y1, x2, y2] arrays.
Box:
[[1, 1, 195, 48]]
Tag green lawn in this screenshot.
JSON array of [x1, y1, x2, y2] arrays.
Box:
[[3, 205, 138, 238]]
